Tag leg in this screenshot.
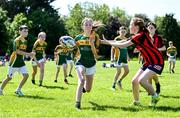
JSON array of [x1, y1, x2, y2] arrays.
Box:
[[112, 67, 121, 89], [152, 74, 160, 94], [39, 62, 45, 86], [69, 61, 73, 77], [169, 61, 172, 73], [132, 69, 144, 102], [117, 66, 129, 89], [172, 61, 175, 73], [138, 69, 156, 96], [75, 66, 85, 109], [54, 67, 60, 82], [63, 64, 68, 84], [32, 66, 37, 84], [84, 75, 94, 92], [0, 76, 12, 91]]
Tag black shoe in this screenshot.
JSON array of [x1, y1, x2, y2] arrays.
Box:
[[54, 80, 57, 83], [172, 69, 175, 73], [39, 84, 42, 87], [156, 83, 161, 95], [82, 87, 86, 93], [75, 102, 81, 109], [69, 74, 73, 77], [31, 79, 35, 84], [102, 63, 106, 68], [64, 79, 68, 84]]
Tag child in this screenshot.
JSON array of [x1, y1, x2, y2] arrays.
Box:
[[54, 36, 72, 84], [0, 25, 35, 96], [31, 32, 47, 86], [167, 41, 177, 73], [101, 17, 164, 106]]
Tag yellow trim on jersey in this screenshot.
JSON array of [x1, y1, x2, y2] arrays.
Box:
[[76, 40, 91, 46], [9, 52, 17, 67]]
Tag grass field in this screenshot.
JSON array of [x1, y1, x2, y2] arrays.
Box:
[[0, 60, 180, 118]]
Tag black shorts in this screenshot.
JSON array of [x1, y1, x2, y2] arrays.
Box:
[[141, 64, 164, 75]]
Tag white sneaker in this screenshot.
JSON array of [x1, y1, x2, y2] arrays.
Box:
[[0, 90, 3, 96], [15, 90, 24, 97]]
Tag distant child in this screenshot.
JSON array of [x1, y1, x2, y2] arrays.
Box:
[[167, 41, 177, 73], [31, 32, 47, 86]]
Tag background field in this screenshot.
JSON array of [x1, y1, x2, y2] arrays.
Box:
[[0, 60, 180, 118]]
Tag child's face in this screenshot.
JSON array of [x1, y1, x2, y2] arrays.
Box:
[[39, 34, 46, 41], [82, 20, 93, 32], [129, 21, 138, 34], [119, 29, 127, 36], [169, 42, 173, 46], [19, 29, 28, 37], [147, 24, 156, 35]]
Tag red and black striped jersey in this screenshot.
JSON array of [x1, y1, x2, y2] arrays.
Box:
[[131, 31, 164, 66], [153, 34, 164, 48]]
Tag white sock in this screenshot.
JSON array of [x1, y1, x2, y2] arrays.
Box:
[[16, 88, 21, 91]]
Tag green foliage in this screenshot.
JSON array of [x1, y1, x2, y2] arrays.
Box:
[[155, 14, 180, 56], [0, 7, 10, 55]]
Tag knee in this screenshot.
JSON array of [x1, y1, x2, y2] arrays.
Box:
[[32, 70, 37, 74], [24, 74, 29, 79], [132, 78, 139, 85], [79, 79, 85, 86]]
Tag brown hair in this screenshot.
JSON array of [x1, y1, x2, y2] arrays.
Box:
[[132, 17, 148, 32]]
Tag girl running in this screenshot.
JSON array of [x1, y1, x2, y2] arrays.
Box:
[[74, 18, 100, 109], [101, 17, 164, 106]]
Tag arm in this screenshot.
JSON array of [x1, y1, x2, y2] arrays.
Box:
[[90, 34, 99, 59], [158, 45, 166, 51]]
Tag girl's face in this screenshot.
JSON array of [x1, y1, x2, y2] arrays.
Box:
[[169, 42, 173, 47], [19, 29, 28, 37], [147, 24, 156, 35], [129, 20, 138, 34], [82, 20, 93, 32], [39, 34, 46, 41], [119, 29, 127, 36]]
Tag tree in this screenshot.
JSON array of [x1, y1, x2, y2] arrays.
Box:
[[155, 14, 180, 56], [0, 7, 10, 55], [65, 3, 85, 37], [112, 7, 131, 27]]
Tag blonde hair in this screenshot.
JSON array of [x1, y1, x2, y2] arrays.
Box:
[[38, 32, 46, 38]]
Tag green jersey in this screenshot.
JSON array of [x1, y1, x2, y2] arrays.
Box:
[[32, 39, 47, 60], [115, 37, 128, 64], [167, 46, 177, 59], [55, 45, 69, 65], [75, 34, 96, 68], [9, 36, 27, 67]]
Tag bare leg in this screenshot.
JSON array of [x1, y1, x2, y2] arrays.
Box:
[[84, 75, 94, 92], [16, 73, 29, 91], [132, 69, 144, 102]]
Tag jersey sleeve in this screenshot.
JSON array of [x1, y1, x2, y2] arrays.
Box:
[[13, 40, 19, 51], [32, 40, 39, 51]]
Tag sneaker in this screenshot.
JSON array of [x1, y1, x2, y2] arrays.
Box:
[[102, 63, 106, 68], [69, 74, 73, 77], [82, 87, 86, 93], [112, 84, 116, 91], [130, 101, 141, 106], [150, 95, 160, 107], [172, 69, 175, 73], [155, 83, 161, 95], [64, 79, 68, 84], [75, 102, 81, 109], [31, 79, 35, 84], [117, 80, 122, 90], [0, 90, 3, 96], [15, 90, 24, 97], [54, 80, 57, 83]]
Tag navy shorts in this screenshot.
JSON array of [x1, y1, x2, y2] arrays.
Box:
[[141, 64, 164, 75]]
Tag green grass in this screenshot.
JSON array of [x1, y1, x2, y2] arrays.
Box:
[[0, 61, 180, 118]]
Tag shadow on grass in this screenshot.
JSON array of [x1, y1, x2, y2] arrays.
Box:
[[84, 101, 141, 112], [23, 95, 54, 100], [68, 83, 77, 86], [160, 94, 180, 99], [84, 101, 180, 112], [42, 85, 68, 90]]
